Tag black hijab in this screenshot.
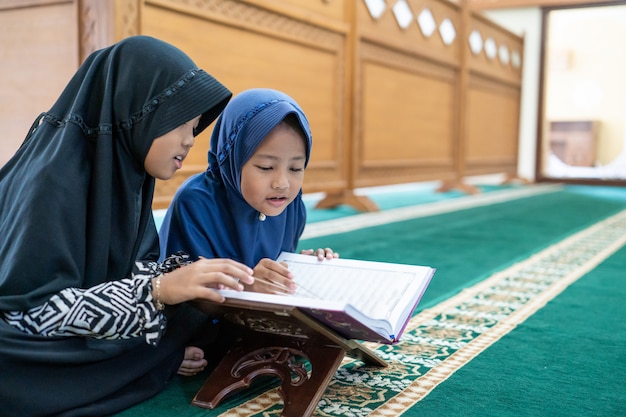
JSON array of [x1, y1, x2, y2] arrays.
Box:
[[0, 36, 231, 311]]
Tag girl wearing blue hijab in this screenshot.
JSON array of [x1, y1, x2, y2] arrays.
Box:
[[159, 88, 337, 293]]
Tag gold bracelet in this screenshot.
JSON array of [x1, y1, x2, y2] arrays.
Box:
[[153, 276, 165, 311]]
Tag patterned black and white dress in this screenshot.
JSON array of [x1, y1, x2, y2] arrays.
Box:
[[2, 253, 191, 346]]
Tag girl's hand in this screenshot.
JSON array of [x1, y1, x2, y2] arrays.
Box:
[[247, 258, 296, 294], [157, 258, 254, 305], [300, 247, 339, 260]]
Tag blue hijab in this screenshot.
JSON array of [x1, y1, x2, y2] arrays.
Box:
[[159, 88, 312, 267]]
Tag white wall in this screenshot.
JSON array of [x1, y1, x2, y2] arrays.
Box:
[[545, 6, 626, 166], [483, 8, 543, 182]]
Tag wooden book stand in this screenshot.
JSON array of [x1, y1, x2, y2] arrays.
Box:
[[191, 298, 388, 417]]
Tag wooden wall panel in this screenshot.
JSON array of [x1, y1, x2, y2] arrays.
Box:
[[361, 63, 454, 162], [356, 47, 456, 187], [0, 0, 79, 167], [461, 11, 523, 178], [346, 0, 462, 192], [465, 78, 520, 174]]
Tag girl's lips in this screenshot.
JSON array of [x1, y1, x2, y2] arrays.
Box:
[[266, 196, 288, 208], [174, 154, 185, 170]]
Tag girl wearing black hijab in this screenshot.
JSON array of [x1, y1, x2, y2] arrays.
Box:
[[0, 36, 254, 416]]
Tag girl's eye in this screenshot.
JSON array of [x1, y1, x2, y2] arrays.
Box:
[[256, 165, 272, 171], [291, 167, 304, 172]]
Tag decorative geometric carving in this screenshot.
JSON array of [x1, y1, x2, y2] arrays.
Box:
[[232, 347, 310, 385], [417, 8, 436, 38], [364, 0, 386, 20], [468, 30, 522, 69], [498, 44, 510, 65], [224, 312, 309, 338], [439, 18, 456, 46], [363, 1, 457, 47], [469, 30, 483, 55], [164, 0, 341, 48], [393, 0, 414, 30], [484, 37, 497, 60], [511, 50, 521, 69]]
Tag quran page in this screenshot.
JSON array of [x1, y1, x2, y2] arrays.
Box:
[[214, 252, 435, 343], [277, 252, 428, 322]]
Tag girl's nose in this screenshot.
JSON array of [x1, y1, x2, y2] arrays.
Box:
[[272, 172, 289, 190], [183, 133, 195, 149]]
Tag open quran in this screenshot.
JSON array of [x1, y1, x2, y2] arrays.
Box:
[[214, 252, 435, 344]]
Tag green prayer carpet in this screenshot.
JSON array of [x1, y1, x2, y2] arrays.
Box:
[[119, 184, 626, 416], [411, 244, 626, 417]]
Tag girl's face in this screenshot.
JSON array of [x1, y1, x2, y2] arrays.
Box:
[[240, 122, 306, 217], [144, 116, 200, 180]]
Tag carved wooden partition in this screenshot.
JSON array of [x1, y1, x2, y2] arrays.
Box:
[[330, 0, 523, 204], [0, 0, 523, 210], [461, 10, 524, 182]]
